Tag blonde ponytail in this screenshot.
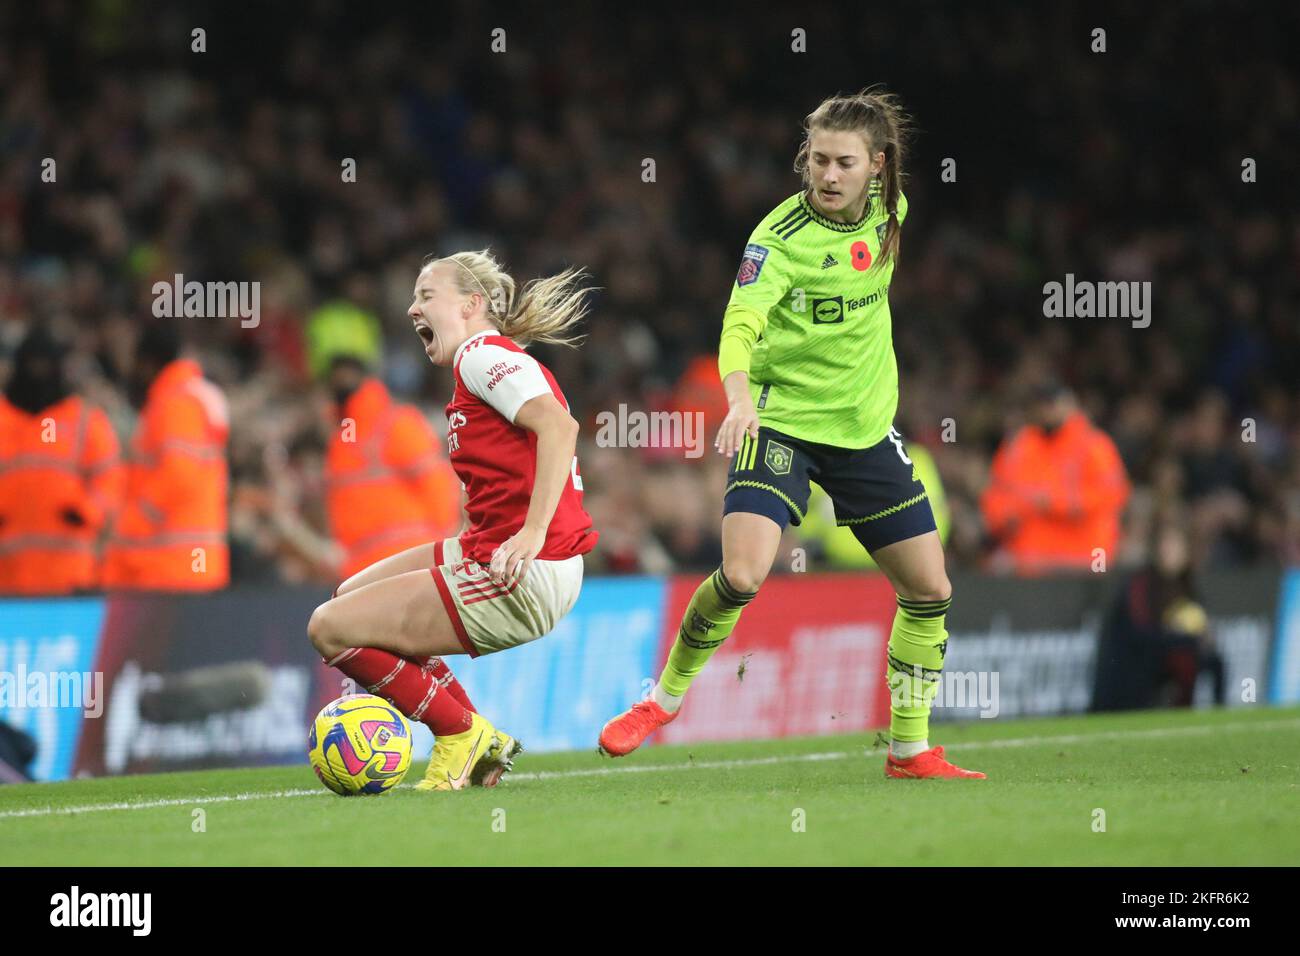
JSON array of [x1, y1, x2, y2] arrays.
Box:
[[427, 249, 592, 348]]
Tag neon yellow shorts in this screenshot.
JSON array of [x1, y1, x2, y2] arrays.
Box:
[[429, 536, 583, 656]]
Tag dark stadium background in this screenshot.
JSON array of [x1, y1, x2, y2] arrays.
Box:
[[3, 0, 1295, 581]]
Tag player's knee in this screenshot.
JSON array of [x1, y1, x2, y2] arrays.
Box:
[[308, 603, 345, 659], [898, 573, 951, 604], [720, 560, 768, 596]]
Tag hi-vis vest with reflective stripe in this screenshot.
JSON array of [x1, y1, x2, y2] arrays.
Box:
[[325, 379, 460, 578], [980, 410, 1130, 574], [102, 359, 230, 591], [0, 394, 124, 594]]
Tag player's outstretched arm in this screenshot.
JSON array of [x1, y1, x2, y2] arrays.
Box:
[[716, 369, 759, 459], [715, 296, 769, 458], [488, 393, 579, 586]]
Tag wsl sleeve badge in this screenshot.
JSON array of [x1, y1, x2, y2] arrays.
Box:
[[736, 243, 769, 286]]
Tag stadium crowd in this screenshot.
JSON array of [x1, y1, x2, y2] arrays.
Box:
[[1, 2, 1297, 590]]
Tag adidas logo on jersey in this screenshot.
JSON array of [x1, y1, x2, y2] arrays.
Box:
[[821, 253, 838, 269]]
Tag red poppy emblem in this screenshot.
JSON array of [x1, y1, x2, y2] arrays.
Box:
[[851, 240, 872, 271]]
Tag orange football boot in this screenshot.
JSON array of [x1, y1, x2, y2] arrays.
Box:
[[885, 745, 986, 779], [598, 700, 678, 757]]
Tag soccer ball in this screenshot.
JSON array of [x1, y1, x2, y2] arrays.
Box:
[[309, 694, 412, 795]]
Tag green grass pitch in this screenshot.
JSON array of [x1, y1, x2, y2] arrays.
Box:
[[3, 706, 1298, 866]]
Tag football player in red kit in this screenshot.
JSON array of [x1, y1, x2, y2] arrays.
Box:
[[308, 250, 598, 791]]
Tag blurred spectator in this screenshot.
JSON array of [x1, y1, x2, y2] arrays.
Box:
[[0, 328, 122, 593], [1091, 520, 1226, 711], [670, 354, 730, 447], [229, 434, 344, 584], [305, 275, 384, 380], [323, 354, 460, 581], [981, 381, 1130, 574], [102, 324, 231, 590]]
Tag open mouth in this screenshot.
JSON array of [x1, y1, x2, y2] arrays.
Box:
[[415, 323, 439, 359]]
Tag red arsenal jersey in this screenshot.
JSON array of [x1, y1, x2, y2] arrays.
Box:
[[446, 330, 598, 564]]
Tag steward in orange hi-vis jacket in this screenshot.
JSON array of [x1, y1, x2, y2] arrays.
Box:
[[0, 329, 124, 594], [103, 326, 230, 590], [324, 356, 461, 579], [981, 382, 1130, 575]]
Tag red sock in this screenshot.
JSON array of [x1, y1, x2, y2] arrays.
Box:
[[420, 656, 477, 713], [327, 647, 472, 736]]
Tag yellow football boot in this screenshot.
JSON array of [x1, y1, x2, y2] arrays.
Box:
[[414, 712, 495, 792], [471, 727, 523, 788], [414, 712, 523, 791]]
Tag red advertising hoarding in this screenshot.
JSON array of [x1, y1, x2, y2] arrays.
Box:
[[656, 572, 897, 744]]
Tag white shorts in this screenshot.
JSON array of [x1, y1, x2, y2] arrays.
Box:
[[429, 536, 583, 656]]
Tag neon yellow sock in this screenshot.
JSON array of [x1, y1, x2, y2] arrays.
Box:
[[658, 567, 757, 698], [886, 596, 951, 742]]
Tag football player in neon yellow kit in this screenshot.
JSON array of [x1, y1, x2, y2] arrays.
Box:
[[601, 89, 984, 778]]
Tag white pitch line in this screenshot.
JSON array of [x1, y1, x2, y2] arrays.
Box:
[[1, 716, 1296, 821], [507, 715, 1300, 781], [510, 748, 850, 782], [0, 787, 329, 820]]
